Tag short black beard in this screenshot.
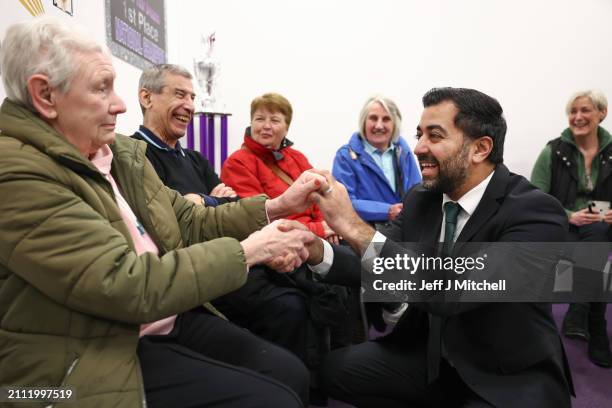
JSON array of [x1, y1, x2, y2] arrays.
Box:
[[421, 141, 470, 194]]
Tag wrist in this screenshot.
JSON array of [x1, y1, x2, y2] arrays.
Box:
[[265, 196, 287, 221], [240, 241, 254, 268], [306, 238, 324, 265], [331, 212, 363, 237], [241, 237, 264, 268], [343, 219, 376, 255]]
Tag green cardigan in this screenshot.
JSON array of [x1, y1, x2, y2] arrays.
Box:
[[0, 99, 268, 407]]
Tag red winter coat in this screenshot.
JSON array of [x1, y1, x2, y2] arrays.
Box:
[[221, 132, 326, 238]]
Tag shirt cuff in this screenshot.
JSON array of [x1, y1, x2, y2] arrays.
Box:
[[364, 231, 387, 255], [308, 239, 334, 278], [361, 231, 387, 270], [199, 194, 219, 207]]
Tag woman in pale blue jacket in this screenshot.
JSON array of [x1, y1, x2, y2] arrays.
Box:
[[333, 96, 421, 224]]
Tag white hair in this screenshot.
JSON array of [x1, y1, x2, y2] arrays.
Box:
[[565, 90, 608, 116], [358, 95, 403, 143], [0, 16, 110, 112]]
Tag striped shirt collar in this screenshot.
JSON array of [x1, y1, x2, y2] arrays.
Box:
[[136, 125, 185, 157]]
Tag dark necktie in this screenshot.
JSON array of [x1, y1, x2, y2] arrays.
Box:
[[441, 201, 460, 256], [427, 201, 460, 382]]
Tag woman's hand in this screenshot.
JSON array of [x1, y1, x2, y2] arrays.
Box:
[[388, 203, 403, 221], [322, 221, 340, 245], [603, 209, 612, 225], [569, 207, 603, 226]]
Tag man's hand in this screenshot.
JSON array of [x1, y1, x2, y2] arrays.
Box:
[[569, 208, 603, 226], [388, 203, 403, 221], [306, 238, 325, 265], [241, 220, 316, 272], [309, 169, 375, 255], [184, 193, 204, 205], [278, 220, 325, 265], [210, 183, 237, 198], [265, 170, 327, 221]]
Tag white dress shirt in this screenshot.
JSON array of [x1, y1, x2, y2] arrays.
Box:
[[439, 171, 494, 243]]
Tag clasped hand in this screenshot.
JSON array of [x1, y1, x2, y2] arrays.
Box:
[[241, 220, 316, 273], [247, 169, 367, 272]]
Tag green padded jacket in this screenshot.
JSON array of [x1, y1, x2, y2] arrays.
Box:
[[0, 99, 268, 407]]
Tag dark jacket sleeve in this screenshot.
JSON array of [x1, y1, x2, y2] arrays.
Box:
[[322, 244, 362, 286]]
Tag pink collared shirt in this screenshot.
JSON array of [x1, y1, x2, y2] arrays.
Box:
[[90, 145, 176, 336]]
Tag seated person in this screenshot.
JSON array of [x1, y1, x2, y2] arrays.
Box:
[[531, 89, 612, 367], [221, 93, 338, 243], [0, 17, 333, 408], [218, 93, 351, 375], [135, 76, 348, 378], [332, 96, 421, 330], [307, 87, 573, 407], [333, 95, 421, 226], [132, 63, 237, 207]]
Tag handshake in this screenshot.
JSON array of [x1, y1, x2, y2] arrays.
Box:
[[240, 169, 360, 273]]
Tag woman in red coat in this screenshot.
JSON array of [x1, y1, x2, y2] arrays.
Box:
[[222, 92, 338, 243], [220, 96, 350, 400]]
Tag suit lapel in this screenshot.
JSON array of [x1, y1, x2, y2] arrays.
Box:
[[454, 165, 509, 250], [423, 198, 443, 246], [418, 194, 443, 255]]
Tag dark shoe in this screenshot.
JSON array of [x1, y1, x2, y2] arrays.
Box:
[[588, 336, 612, 368], [588, 318, 612, 368], [562, 304, 589, 341]]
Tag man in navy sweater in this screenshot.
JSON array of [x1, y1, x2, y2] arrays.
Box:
[[133, 63, 237, 207]]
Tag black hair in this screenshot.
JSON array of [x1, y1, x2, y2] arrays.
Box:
[[422, 87, 506, 164]]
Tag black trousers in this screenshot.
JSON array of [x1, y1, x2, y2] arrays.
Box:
[[212, 266, 313, 365], [138, 308, 309, 408], [319, 340, 494, 408], [568, 223, 609, 319]]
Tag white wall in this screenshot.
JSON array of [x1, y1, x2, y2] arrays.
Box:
[[2, 1, 612, 178], [167, 0, 612, 177]]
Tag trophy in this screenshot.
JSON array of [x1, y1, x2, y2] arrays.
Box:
[[193, 31, 220, 111]]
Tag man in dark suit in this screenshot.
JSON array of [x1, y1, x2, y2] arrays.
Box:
[[306, 88, 574, 407]]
